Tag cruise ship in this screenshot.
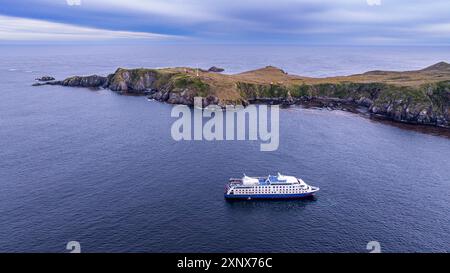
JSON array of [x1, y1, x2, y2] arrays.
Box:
[[224, 173, 319, 200]]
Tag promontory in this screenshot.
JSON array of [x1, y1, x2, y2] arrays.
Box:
[[33, 62, 450, 128]]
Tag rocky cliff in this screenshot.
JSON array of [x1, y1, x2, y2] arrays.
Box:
[[237, 81, 450, 127], [33, 62, 450, 128]]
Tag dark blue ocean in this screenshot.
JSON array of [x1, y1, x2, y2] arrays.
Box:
[[0, 45, 449, 252]]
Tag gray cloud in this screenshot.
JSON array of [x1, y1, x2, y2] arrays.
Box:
[[2, 0, 450, 44], [0, 15, 181, 41]]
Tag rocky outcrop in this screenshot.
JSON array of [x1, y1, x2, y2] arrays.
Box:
[[208, 66, 225, 73], [32, 81, 59, 86], [367, 82, 450, 127], [107, 68, 160, 93], [35, 76, 55, 82], [60, 75, 108, 88], [32, 75, 107, 87]]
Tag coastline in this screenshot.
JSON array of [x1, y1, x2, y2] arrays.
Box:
[[32, 62, 450, 129]]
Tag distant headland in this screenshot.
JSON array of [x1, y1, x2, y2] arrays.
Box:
[[33, 62, 450, 128]]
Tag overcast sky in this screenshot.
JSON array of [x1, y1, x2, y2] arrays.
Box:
[[1, 0, 449, 45]]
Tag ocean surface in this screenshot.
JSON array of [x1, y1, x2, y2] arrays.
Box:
[[0, 44, 449, 252]]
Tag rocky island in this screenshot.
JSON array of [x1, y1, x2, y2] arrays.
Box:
[[33, 62, 450, 128]]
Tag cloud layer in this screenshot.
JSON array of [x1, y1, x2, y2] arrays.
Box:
[[0, 0, 449, 44], [0, 15, 178, 41]]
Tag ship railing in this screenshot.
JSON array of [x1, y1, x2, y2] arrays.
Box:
[[229, 178, 242, 182], [228, 179, 243, 187]]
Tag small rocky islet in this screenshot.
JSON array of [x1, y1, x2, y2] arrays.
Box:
[[33, 62, 450, 128], [35, 76, 55, 82]]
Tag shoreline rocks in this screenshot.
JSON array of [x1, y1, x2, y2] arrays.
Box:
[[35, 76, 55, 82]]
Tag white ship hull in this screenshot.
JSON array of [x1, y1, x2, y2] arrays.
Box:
[[225, 173, 319, 200]]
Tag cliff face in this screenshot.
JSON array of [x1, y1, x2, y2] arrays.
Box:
[[106, 68, 225, 106], [61, 75, 108, 88], [369, 82, 450, 127], [33, 62, 450, 128], [237, 81, 450, 127], [107, 68, 162, 92]]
